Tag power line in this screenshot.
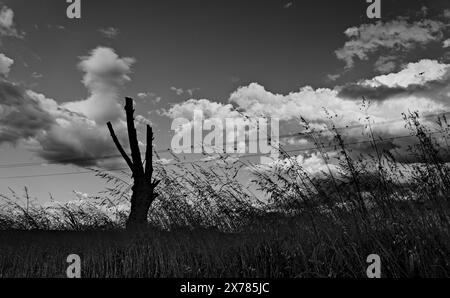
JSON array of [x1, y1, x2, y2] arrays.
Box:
[[0, 110, 448, 170], [164, 130, 446, 165], [0, 168, 129, 180], [0, 129, 446, 180]]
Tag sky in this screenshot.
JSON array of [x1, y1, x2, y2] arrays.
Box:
[[0, 0, 449, 202]]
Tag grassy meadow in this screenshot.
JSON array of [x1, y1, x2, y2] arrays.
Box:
[[0, 113, 449, 278]]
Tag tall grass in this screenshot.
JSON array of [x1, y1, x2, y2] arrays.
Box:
[[0, 112, 449, 277]]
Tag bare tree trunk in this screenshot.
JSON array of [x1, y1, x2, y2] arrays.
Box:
[[107, 97, 160, 231], [127, 178, 154, 229]]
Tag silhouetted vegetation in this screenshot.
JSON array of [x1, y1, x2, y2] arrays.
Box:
[[0, 112, 449, 277]]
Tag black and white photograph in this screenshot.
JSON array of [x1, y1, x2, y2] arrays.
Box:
[[0, 0, 449, 290]]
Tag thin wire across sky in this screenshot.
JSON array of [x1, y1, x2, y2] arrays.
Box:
[[0, 111, 448, 179]]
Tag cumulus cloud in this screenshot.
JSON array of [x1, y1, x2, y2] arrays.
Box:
[[168, 76, 446, 136], [64, 47, 135, 124], [335, 17, 447, 69], [0, 82, 54, 144], [228, 82, 376, 127], [338, 59, 450, 101], [228, 81, 445, 138], [0, 53, 13, 76], [362, 59, 449, 88], [0, 6, 22, 39], [29, 92, 126, 167], [229, 60, 450, 162], [166, 57, 450, 164], [0, 47, 133, 167], [167, 98, 240, 120], [0, 84, 128, 167], [166, 98, 261, 154]]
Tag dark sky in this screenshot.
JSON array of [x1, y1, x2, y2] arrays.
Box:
[[6, 0, 442, 99], [0, 0, 449, 201]]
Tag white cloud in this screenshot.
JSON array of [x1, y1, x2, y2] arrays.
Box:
[[337, 59, 450, 104], [186, 88, 199, 96], [167, 58, 449, 162], [167, 78, 446, 136], [166, 99, 257, 153], [0, 82, 55, 144], [444, 38, 450, 48], [156, 158, 173, 165], [335, 18, 446, 68], [137, 92, 153, 99], [170, 86, 184, 96], [170, 86, 199, 97], [169, 61, 449, 132], [229, 83, 366, 124], [32, 72, 43, 79], [444, 9, 450, 19], [0, 47, 134, 167], [255, 152, 339, 178], [73, 191, 90, 201], [0, 53, 13, 76], [79, 47, 134, 93], [360, 59, 450, 88], [0, 6, 21, 39], [373, 56, 398, 74], [228, 81, 444, 138], [99, 27, 120, 39], [283, 2, 293, 9], [25, 89, 127, 168], [135, 115, 153, 127], [64, 47, 135, 124], [167, 98, 240, 120], [137, 91, 161, 103]]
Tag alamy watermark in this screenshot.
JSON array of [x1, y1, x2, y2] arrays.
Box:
[[366, 0, 381, 19], [65, 1, 381, 24], [66, 1, 380, 20], [366, 254, 381, 278], [66, 254, 81, 278], [171, 110, 280, 164], [66, 0, 81, 19]]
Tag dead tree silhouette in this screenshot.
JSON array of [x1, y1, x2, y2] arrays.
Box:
[[107, 97, 160, 230]]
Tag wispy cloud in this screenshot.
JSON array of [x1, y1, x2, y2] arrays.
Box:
[[31, 72, 43, 79], [99, 27, 120, 39], [170, 86, 184, 96], [170, 86, 199, 96], [335, 16, 448, 69], [135, 115, 153, 127], [283, 1, 293, 9], [137, 92, 162, 103], [373, 56, 398, 74]]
